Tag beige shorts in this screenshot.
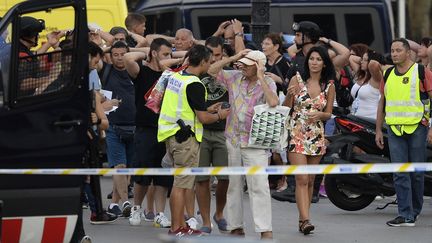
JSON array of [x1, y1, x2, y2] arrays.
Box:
[[166, 136, 200, 189]]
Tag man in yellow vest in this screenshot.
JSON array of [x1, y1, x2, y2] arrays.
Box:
[[376, 38, 432, 227], [157, 45, 230, 236]]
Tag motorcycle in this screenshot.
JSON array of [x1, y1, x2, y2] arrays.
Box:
[[323, 108, 432, 211]]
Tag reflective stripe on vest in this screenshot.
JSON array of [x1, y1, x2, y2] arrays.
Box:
[[157, 72, 206, 142], [384, 63, 424, 125]]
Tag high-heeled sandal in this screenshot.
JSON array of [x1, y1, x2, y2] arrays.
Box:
[[299, 220, 315, 235]]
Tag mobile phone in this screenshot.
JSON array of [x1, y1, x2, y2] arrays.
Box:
[[221, 102, 230, 109]]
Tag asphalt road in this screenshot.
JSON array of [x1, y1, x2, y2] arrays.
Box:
[[83, 177, 432, 243]]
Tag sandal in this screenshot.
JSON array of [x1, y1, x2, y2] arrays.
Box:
[[213, 214, 229, 233], [299, 220, 315, 235]]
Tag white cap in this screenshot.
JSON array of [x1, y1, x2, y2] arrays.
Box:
[[238, 50, 267, 66]]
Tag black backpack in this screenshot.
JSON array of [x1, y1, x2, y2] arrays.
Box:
[[99, 63, 113, 88], [335, 66, 354, 108]]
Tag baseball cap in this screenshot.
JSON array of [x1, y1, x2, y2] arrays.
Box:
[[238, 50, 267, 66]]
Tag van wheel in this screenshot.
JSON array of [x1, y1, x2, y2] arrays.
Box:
[[325, 176, 376, 211]]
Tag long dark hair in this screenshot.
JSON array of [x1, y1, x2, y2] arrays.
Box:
[[350, 43, 368, 80], [303, 46, 335, 91], [362, 48, 385, 83]]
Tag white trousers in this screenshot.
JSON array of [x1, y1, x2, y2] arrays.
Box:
[[225, 141, 272, 232]]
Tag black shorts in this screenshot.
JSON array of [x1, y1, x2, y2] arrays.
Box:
[[132, 126, 173, 187]]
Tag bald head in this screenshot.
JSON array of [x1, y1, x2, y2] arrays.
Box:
[[175, 28, 194, 51]]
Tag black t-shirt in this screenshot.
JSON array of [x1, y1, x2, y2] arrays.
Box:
[[104, 65, 136, 125], [182, 70, 207, 112], [131, 63, 162, 128], [126, 35, 138, 48], [200, 74, 228, 130], [266, 56, 290, 94], [286, 52, 306, 83]]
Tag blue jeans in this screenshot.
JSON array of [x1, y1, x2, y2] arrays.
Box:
[[106, 125, 135, 168], [83, 182, 97, 213], [325, 117, 336, 136], [387, 125, 426, 221]]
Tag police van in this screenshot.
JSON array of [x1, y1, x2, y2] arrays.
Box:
[[0, 0, 90, 242], [135, 0, 394, 53]]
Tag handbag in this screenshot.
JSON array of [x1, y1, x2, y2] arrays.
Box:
[[248, 104, 291, 150]]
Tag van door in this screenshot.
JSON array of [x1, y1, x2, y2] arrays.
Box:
[[0, 0, 89, 242]]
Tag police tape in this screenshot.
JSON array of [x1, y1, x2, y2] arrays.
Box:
[[0, 163, 431, 176]]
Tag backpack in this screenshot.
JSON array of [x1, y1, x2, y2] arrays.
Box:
[[335, 66, 354, 107]]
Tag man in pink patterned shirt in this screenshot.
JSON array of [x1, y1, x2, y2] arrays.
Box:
[[208, 50, 278, 239]]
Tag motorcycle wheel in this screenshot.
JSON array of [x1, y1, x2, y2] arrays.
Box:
[[325, 175, 376, 211]]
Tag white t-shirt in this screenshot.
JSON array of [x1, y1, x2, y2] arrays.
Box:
[[350, 82, 380, 119]]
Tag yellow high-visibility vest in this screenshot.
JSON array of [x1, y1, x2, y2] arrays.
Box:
[[157, 71, 207, 142], [384, 63, 429, 135]]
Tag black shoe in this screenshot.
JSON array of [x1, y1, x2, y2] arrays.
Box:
[[122, 201, 132, 218], [271, 187, 296, 203], [90, 211, 118, 225], [311, 194, 319, 203], [386, 216, 415, 227], [107, 204, 122, 217], [107, 191, 113, 199]]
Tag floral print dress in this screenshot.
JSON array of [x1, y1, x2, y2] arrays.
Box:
[[288, 76, 332, 156]]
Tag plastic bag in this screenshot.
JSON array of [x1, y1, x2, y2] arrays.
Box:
[[145, 69, 175, 114], [248, 104, 291, 150]]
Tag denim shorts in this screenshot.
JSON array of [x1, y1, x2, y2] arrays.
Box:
[[106, 125, 135, 168]]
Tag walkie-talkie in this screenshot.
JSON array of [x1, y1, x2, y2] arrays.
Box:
[[175, 119, 192, 143]]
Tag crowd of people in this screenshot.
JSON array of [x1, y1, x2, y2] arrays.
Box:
[[10, 11, 432, 242]]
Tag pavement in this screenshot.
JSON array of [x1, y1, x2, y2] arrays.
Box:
[[83, 177, 432, 243]]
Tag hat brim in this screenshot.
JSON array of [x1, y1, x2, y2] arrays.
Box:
[[238, 57, 256, 66]]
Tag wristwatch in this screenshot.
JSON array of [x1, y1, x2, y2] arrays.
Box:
[[235, 32, 244, 37]]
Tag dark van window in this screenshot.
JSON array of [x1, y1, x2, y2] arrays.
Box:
[[345, 14, 374, 46], [146, 12, 176, 36], [198, 15, 250, 39], [0, 23, 11, 106], [293, 14, 337, 41], [13, 7, 76, 101]]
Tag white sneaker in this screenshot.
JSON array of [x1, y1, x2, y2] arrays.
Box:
[[153, 212, 171, 228], [129, 206, 142, 226], [80, 235, 92, 243], [186, 217, 199, 230]]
